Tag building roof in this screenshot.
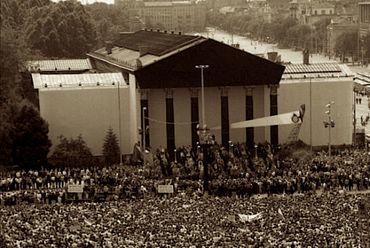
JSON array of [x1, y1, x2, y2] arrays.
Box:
[[88, 30, 285, 88], [354, 72, 370, 94], [281, 63, 354, 80], [32, 73, 127, 90], [113, 30, 203, 57], [27, 59, 93, 73], [135, 39, 285, 88], [144, 1, 173, 7]]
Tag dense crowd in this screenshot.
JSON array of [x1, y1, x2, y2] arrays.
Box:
[[1, 145, 370, 246], [1, 145, 370, 204], [1, 192, 369, 247]]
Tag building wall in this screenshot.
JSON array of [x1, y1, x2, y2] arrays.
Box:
[[137, 2, 206, 32], [39, 87, 132, 156], [359, 3, 370, 37], [278, 78, 353, 146], [144, 86, 266, 149], [39, 77, 353, 156]]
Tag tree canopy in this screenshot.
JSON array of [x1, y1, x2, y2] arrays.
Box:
[[335, 31, 358, 62], [102, 127, 120, 166], [50, 135, 93, 167], [11, 105, 51, 169]]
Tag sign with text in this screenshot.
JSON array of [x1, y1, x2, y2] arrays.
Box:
[[67, 184, 84, 193], [157, 185, 174, 194]]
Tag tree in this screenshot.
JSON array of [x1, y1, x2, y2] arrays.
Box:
[[25, 0, 97, 58], [11, 105, 51, 169], [0, 23, 34, 165], [85, 2, 129, 46], [361, 33, 370, 64], [102, 127, 120, 166], [335, 31, 358, 62], [50, 135, 93, 167]]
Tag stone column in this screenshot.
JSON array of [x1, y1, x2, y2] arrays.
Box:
[[189, 88, 200, 147], [220, 87, 229, 147], [270, 85, 279, 146], [165, 88, 175, 160], [129, 73, 139, 153], [140, 89, 150, 148], [245, 86, 254, 149]]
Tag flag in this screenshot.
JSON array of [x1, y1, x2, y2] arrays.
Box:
[[238, 213, 262, 223], [278, 208, 285, 219]]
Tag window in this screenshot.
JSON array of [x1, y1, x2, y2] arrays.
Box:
[[321, 10, 326, 15], [314, 10, 317, 15]]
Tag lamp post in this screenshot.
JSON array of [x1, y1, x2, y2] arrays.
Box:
[[117, 81, 123, 165], [142, 107, 147, 166], [195, 65, 211, 193], [324, 102, 335, 157], [254, 144, 258, 159], [310, 76, 313, 152], [195, 65, 209, 128], [174, 149, 177, 163]]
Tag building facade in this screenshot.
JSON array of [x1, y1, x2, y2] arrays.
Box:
[[359, 1, 370, 37], [127, 0, 207, 32], [32, 31, 355, 158]]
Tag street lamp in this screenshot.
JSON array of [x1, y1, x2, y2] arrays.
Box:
[[195, 65, 209, 128], [174, 149, 177, 163], [142, 107, 147, 166], [323, 101, 335, 157], [195, 65, 211, 193], [254, 144, 258, 159], [117, 81, 123, 165]]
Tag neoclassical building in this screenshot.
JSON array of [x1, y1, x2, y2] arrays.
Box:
[[86, 30, 284, 157], [32, 30, 354, 158]]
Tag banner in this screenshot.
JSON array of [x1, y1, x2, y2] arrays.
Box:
[[212, 104, 305, 130], [67, 184, 84, 193], [157, 185, 174, 194]]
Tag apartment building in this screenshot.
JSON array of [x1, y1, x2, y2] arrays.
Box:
[[126, 0, 206, 32]]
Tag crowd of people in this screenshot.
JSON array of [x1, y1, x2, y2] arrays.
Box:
[[1, 144, 370, 203], [1, 192, 369, 247], [1, 144, 370, 246]]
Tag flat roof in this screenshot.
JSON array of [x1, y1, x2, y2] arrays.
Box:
[[32, 73, 127, 90], [113, 30, 203, 56], [27, 59, 92, 72], [281, 63, 354, 80]]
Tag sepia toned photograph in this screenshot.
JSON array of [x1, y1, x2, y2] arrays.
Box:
[[0, 0, 369, 247]]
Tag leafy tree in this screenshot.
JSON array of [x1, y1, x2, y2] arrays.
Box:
[[50, 135, 93, 167], [335, 31, 358, 62], [24, 0, 97, 58], [11, 105, 51, 169], [0, 22, 34, 165], [312, 17, 331, 53], [85, 2, 129, 46], [102, 127, 120, 166], [361, 33, 370, 63]]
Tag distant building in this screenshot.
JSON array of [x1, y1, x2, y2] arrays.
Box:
[[126, 0, 207, 32], [304, 2, 336, 25], [290, 0, 337, 25], [359, 1, 370, 36], [359, 2, 370, 63]]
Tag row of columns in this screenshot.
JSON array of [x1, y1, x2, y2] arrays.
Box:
[[139, 86, 279, 157]]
